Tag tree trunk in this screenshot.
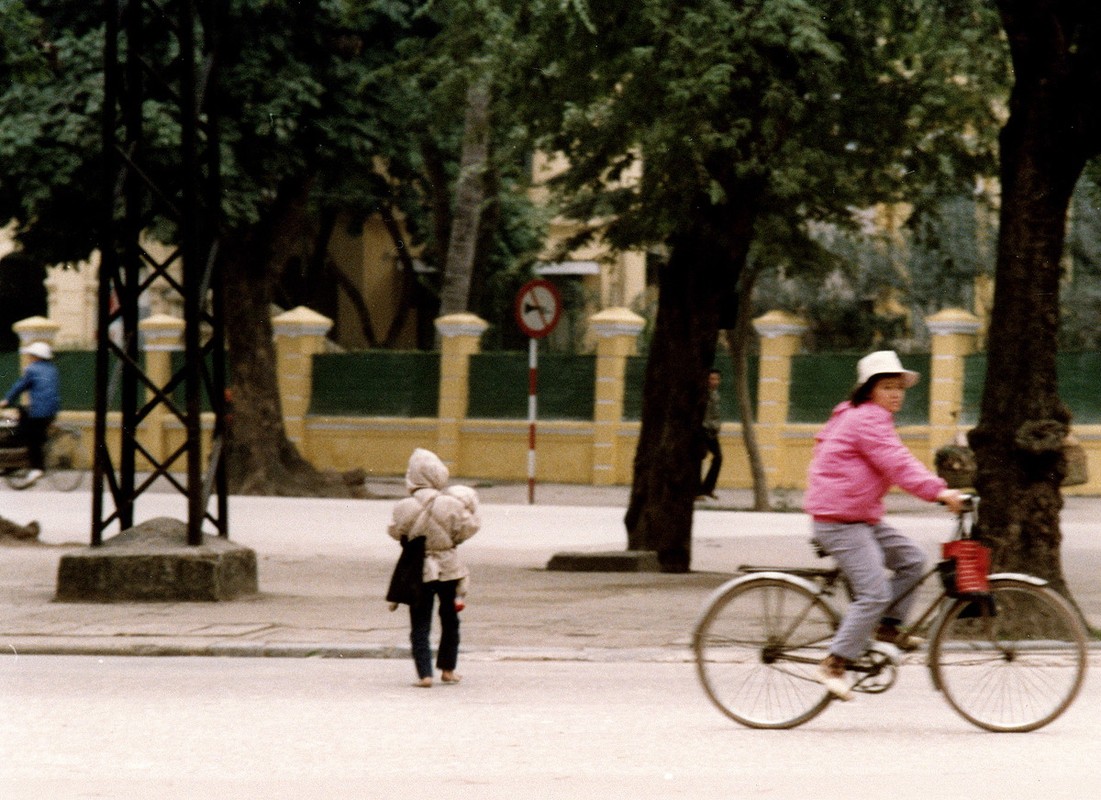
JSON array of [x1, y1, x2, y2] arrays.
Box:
[[624, 208, 745, 572], [970, 3, 1101, 597], [220, 181, 353, 497], [438, 78, 491, 317], [724, 287, 769, 511]]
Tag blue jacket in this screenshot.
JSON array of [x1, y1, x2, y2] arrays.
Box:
[[4, 359, 61, 419]]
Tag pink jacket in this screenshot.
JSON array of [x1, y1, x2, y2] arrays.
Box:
[[804, 401, 946, 524]]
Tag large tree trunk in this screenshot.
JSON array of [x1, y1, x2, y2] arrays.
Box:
[[625, 204, 747, 572], [220, 180, 353, 497], [970, 3, 1101, 598]]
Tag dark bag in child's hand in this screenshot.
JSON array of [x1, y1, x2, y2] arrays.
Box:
[[386, 534, 425, 606]]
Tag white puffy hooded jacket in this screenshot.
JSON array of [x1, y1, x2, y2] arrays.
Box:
[[388, 448, 480, 582]]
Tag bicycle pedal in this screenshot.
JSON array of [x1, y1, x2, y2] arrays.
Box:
[[852, 667, 897, 694], [851, 643, 901, 694]]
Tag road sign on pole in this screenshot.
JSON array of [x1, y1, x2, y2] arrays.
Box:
[[515, 278, 562, 339], [514, 280, 562, 504]]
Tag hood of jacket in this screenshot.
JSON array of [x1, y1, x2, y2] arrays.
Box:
[[404, 448, 450, 493]]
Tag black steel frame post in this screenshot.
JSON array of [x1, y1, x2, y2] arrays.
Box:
[[96, 0, 226, 546]]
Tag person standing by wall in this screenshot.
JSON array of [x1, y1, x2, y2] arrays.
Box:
[[697, 368, 723, 500], [0, 341, 60, 486]]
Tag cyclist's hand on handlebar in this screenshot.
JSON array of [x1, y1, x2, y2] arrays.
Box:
[[937, 489, 967, 514]]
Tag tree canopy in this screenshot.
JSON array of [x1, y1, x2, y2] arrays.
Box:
[[509, 0, 1006, 253], [0, 0, 550, 492], [503, 0, 1009, 569]]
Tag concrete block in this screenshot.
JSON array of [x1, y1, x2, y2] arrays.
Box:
[[545, 550, 661, 573], [56, 517, 258, 602]]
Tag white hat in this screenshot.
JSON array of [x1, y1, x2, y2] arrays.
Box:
[[856, 350, 919, 388], [20, 341, 54, 360]]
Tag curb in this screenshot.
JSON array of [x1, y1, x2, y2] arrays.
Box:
[[1, 640, 697, 663], [5, 640, 1097, 662]]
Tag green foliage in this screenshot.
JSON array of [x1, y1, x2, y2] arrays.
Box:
[[504, 0, 1009, 360], [0, 0, 1012, 357], [0, 251, 46, 352], [508, 0, 1007, 256], [0, 0, 546, 349], [371, 0, 544, 307], [755, 191, 999, 352], [1063, 169, 1101, 349], [0, 1, 105, 263]]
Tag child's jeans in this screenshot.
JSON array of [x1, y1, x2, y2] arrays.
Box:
[[408, 579, 460, 679]]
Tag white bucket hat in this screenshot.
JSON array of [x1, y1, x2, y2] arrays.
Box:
[[20, 341, 54, 360], [856, 350, 919, 388]]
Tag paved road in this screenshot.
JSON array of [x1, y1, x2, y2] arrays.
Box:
[[1, 655, 1098, 800]]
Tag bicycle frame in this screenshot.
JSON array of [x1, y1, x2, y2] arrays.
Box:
[[790, 498, 1054, 684], [696, 494, 1084, 731], [735, 497, 1043, 673]]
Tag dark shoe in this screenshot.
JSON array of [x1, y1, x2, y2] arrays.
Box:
[[876, 624, 925, 652], [17, 521, 40, 540], [816, 654, 853, 701]]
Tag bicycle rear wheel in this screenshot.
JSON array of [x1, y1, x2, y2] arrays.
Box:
[[930, 578, 1087, 732], [694, 576, 839, 729], [43, 427, 86, 492]]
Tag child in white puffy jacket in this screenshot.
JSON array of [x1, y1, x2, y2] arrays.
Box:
[[388, 448, 480, 687]]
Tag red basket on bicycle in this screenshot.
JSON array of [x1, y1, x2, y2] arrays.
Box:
[[941, 539, 991, 596]]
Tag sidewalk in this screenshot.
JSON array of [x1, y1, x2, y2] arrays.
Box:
[[2, 482, 1099, 662]]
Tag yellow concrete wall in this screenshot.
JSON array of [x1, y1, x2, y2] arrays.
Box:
[[52, 410, 1101, 497], [19, 306, 1101, 496], [458, 420, 595, 484], [304, 417, 439, 476]]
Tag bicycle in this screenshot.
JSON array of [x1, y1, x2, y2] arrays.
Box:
[[0, 410, 87, 491], [692, 495, 1088, 732]]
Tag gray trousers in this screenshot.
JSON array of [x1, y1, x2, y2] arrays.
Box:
[[812, 520, 926, 662]]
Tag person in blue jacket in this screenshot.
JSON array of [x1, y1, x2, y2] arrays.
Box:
[[1, 341, 61, 485]]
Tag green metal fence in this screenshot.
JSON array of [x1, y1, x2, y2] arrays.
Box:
[[11, 347, 1096, 427], [789, 353, 931, 426], [310, 351, 440, 417], [623, 356, 756, 422], [961, 352, 1101, 425], [0, 350, 99, 411], [467, 352, 595, 420]]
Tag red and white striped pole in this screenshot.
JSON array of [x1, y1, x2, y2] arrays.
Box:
[[514, 278, 561, 505], [527, 336, 538, 504]]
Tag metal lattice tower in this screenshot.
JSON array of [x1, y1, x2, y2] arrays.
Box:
[[96, 0, 226, 545]]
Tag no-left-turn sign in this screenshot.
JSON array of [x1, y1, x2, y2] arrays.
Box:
[[514, 279, 562, 339]]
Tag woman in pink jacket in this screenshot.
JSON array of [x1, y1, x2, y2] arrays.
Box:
[[804, 351, 964, 700]]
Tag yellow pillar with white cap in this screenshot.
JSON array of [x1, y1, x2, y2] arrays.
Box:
[[12, 316, 60, 370]]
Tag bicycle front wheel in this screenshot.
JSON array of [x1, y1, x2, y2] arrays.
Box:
[[43, 427, 86, 492], [694, 577, 839, 729], [930, 578, 1087, 732]]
